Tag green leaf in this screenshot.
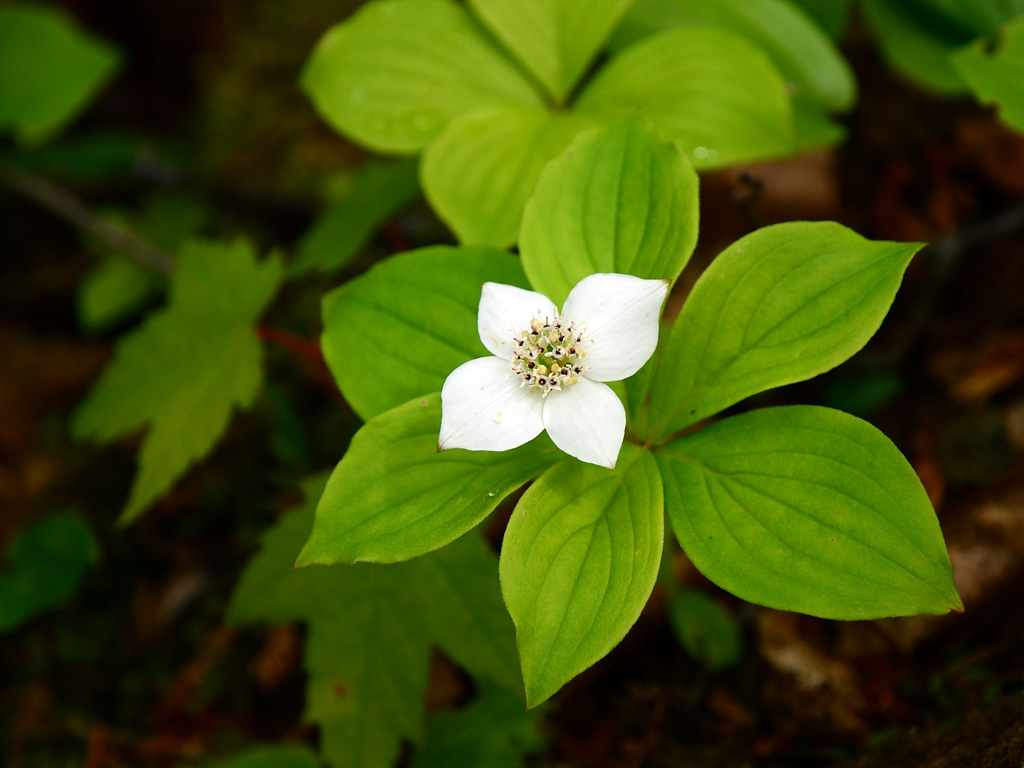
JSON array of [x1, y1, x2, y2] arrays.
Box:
[[648, 222, 922, 440], [610, 0, 856, 111], [0, 5, 120, 144], [300, 0, 541, 154], [411, 684, 545, 768], [421, 103, 595, 247], [667, 587, 742, 672], [297, 395, 559, 566], [190, 746, 319, 768], [519, 115, 699, 306], [467, 0, 634, 104], [320, 245, 528, 422], [499, 447, 663, 707], [74, 239, 282, 524], [229, 479, 520, 768], [290, 158, 420, 277], [576, 26, 796, 169], [953, 16, 1024, 133], [656, 406, 962, 619], [789, 0, 855, 38], [0, 514, 97, 632]]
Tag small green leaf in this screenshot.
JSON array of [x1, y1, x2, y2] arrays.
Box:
[[467, 0, 634, 103], [301, 0, 541, 153], [667, 587, 742, 672], [320, 245, 528, 422], [290, 158, 420, 277], [421, 103, 594, 247], [657, 406, 962, 619], [500, 447, 663, 707], [0, 5, 120, 143], [229, 479, 520, 768], [76, 256, 162, 334], [576, 27, 795, 169], [297, 395, 559, 566], [953, 16, 1024, 133], [189, 746, 319, 768], [74, 239, 282, 524], [0, 514, 97, 632], [519, 115, 699, 306], [648, 222, 921, 440]]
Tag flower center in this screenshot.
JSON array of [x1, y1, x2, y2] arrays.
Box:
[[510, 315, 588, 396]]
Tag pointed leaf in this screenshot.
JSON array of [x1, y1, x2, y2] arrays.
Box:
[[952, 16, 1024, 133], [648, 222, 921, 440], [500, 447, 663, 706], [656, 406, 962, 619]]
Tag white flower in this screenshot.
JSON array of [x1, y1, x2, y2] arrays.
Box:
[[438, 273, 669, 469]]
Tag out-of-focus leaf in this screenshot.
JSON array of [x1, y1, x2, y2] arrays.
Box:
[[190, 745, 320, 768], [953, 16, 1024, 133], [790, 0, 855, 38], [0, 5, 120, 144], [667, 587, 742, 672]]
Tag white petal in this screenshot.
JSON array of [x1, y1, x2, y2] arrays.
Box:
[[542, 378, 626, 469], [439, 356, 545, 452], [477, 282, 559, 359], [561, 273, 669, 382]]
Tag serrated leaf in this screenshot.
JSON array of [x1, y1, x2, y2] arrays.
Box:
[[189, 746, 319, 768], [467, 0, 634, 104], [290, 158, 420, 277], [519, 115, 699, 306], [648, 222, 921, 440], [0, 514, 97, 632], [656, 406, 962, 619], [0, 5, 120, 144], [611, 0, 856, 111], [421, 103, 595, 247], [499, 447, 663, 707], [229, 480, 520, 768], [320, 246, 528, 421], [576, 27, 795, 169], [953, 16, 1024, 133], [297, 395, 559, 566], [73, 239, 282, 524], [300, 0, 541, 154]]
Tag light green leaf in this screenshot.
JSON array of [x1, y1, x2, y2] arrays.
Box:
[[467, 0, 634, 104], [953, 16, 1024, 133], [519, 115, 699, 306], [576, 27, 796, 169], [421, 103, 595, 246], [74, 239, 282, 524], [290, 158, 420, 277], [301, 0, 541, 154], [320, 246, 528, 421], [792, 93, 847, 151], [229, 479, 520, 768], [0, 5, 120, 144], [648, 222, 922, 440], [297, 395, 559, 566], [611, 0, 856, 111], [500, 447, 663, 707], [189, 746, 319, 768], [0, 514, 97, 632], [656, 406, 962, 619], [789, 0, 855, 38], [667, 587, 742, 672]]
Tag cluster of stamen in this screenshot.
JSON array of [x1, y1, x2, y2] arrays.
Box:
[[510, 315, 588, 396]]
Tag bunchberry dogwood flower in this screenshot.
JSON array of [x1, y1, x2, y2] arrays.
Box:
[[438, 273, 669, 469]]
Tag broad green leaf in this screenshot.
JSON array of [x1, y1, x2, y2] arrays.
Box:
[[421, 103, 595, 247], [467, 0, 634, 104], [576, 27, 796, 169], [190, 746, 319, 768], [320, 246, 528, 421], [0, 5, 120, 144], [301, 0, 541, 154], [610, 0, 856, 111], [792, 93, 846, 151], [953, 16, 1024, 133], [297, 395, 559, 566], [290, 158, 420, 277], [229, 480, 520, 768], [411, 684, 545, 768], [0, 514, 97, 632], [500, 447, 663, 707], [656, 406, 962, 619], [74, 239, 282, 524], [790, 0, 855, 38], [648, 222, 922, 440], [667, 587, 742, 672], [519, 115, 699, 306]]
